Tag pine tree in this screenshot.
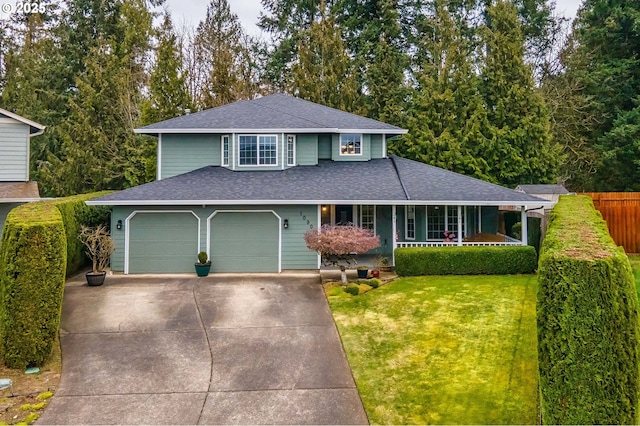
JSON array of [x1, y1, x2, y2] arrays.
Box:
[[479, 0, 559, 186], [141, 11, 192, 125], [289, 2, 359, 111]]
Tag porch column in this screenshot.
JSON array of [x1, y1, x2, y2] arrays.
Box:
[[521, 206, 528, 245], [392, 205, 397, 265], [457, 205, 463, 246]]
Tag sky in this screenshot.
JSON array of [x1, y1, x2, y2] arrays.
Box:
[[166, 0, 585, 38]]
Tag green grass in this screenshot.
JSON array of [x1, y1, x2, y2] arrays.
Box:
[[328, 275, 539, 425]]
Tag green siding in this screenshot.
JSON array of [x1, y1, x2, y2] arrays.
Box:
[[481, 206, 499, 234], [0, 122, 30, 181], [210, 212, 279, 272], [318, 134, 331, 159], [370, 134, 384, 159], [110, 205, 319, 273], [0, 203, 21, 240], [296, 134, 318, 165], [128, 212, 199, 273], [374, 205, 393, 255], [160, 134, 220, 179], [331, 134, 372, 161]]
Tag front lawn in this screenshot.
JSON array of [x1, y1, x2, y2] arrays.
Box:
[[328, 275, 538, 425]]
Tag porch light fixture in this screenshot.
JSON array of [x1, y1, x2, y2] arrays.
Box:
[[321, 206, 328, 212], [283, 219, 289, 229], [116, 220, 122, 230]]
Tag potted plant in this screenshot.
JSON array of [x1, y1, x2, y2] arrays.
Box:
[[195, 251, 211, 277], [79, 225, 115, 286], [357, 265, 369, 279], [379, 256, 392, 272]]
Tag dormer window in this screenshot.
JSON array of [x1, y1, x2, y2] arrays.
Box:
[[340, 134, 361, 155], [239, 135, 278, 166]]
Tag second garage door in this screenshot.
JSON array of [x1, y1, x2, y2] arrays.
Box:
[[210, 212, 279, 273]]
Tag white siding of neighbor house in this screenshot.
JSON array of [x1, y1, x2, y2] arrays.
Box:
[[0, 120, 30, 181]]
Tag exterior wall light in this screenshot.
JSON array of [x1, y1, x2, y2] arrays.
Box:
[[116, 220, 122, 230], [283, 219, 289, 229]]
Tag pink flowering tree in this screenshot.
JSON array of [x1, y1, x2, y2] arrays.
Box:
[[304, 224, 381, 283]]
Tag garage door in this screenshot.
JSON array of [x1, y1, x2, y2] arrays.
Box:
[[128, 212, 199, 273], [210, 212, 279, 273]]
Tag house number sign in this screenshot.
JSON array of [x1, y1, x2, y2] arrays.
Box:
[[299, 211, 314, 229]]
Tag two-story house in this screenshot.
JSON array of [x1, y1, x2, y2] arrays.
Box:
[[88, 94, 551, 274], [0, 108, 45, 238]]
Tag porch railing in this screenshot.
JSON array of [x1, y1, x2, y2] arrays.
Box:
[[396, 237, 522, 248]]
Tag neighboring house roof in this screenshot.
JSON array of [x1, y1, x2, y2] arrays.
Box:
[[515, 184, 569, 195], [0, 108, 45, 136], [0, 182, 40, 202], [135, 93, 407, 135], [88, 156, 551, 207]]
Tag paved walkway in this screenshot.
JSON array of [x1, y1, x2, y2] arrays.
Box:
[[38, 273, 368, 425]]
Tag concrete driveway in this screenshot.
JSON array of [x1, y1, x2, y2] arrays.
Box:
[[38, 273, 368, 425]]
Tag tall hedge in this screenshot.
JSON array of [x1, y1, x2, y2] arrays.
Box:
[[537, 195, 639, 424], [394, 245, 537, 276], [0, 202, 66, 368], [49, 191, 111, 276]]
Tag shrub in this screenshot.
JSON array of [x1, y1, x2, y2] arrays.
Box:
[[394, 245, 537, 276], [368, 279, 380, 289], [537, 195, 639, 424], [344, 284, 360, 296], [48, 191, 112, 276], [0, 202, 66, 368]]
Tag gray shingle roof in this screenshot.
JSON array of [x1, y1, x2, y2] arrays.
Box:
[[91, 156, 550, 206], [515, 184, 569, 195], [136, 94, 406, 135]]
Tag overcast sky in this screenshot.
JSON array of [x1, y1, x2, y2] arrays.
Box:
[[166, 0, 585, 38]]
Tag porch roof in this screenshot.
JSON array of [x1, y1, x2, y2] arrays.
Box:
[[89, 156, 552, 207]]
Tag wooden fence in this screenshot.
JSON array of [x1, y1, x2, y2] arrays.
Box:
[[582, 192, 640, 253]]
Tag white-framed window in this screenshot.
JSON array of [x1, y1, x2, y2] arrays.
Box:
[[238, 135, 278, 166], [340, 134, 362, 155], [287, 134, 296, 166], [360, 205, 375, 232], [427, 206, 465, 240], [405, 205, 416, 240], [222, 135, 229, 166]]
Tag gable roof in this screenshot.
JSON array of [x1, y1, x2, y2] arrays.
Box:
[[88, 156, 551, 207], [0, 108, 45, 136], [135, 94, 407, 136], [515, 184, 570, 195]]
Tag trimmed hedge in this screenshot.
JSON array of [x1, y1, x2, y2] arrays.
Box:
[[537, 195, 639, 424], [394, 245, 537, 276], [48, 192, 111, 276], [0, 202, 66, 368]]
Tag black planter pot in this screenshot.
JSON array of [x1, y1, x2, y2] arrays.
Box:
[[357, 268, 368, 279], [195, 263, 211, 277], [86, 271, 107, 286]]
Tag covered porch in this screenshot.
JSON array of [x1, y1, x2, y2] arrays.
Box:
[[319, 203, 532, 265]]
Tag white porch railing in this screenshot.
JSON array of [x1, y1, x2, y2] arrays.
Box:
[[396, 239, 523, 248]]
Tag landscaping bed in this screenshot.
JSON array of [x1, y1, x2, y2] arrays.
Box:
[[327, 274, 539, 424]]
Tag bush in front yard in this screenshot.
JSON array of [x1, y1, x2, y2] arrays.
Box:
[[0, 202, 66, 368], [394, 245, 537, 276], [537, 195, 639, 424], [48, 191, 112, 277]]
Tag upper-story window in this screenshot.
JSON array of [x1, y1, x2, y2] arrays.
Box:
[[222, 135, 229, 166], [287, 135, 296, 166], [340, 134, 362, 155], [239, 135, 277, 166]]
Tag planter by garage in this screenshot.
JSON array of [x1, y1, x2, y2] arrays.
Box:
[[357, 267, 368, 279], [195, 263, 211, 277], [86, 271, 107, 286]]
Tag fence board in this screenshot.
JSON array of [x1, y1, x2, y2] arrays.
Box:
[[582, 192, 640, 253]]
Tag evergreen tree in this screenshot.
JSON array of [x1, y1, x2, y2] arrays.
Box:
[[561, 0, 640, 190], [289, 2, 358, 111], [391, 0, 493, 181], [189, 0, 257, 110], [479, 0, 559, 186], [141, 11, 192, 125]]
